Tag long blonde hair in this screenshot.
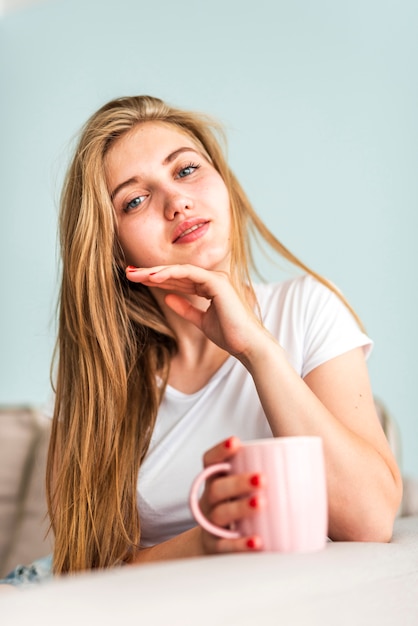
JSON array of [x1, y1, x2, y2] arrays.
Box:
[[47, 95, 361, 574]]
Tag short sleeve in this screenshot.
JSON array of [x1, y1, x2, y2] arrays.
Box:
[[298, 275, 373, 378], [256, 275, 373, 379]]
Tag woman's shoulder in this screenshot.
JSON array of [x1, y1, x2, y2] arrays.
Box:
[[254, 273, 361, 333], [253, 274, 372, 378]]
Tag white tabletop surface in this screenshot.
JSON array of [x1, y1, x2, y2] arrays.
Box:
[[2, 515, 418, 625]]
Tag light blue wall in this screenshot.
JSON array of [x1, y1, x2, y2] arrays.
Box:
[[1, 0, 417, 475]]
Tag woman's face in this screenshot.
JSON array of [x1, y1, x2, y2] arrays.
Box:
[[105, 121, 232, 271]]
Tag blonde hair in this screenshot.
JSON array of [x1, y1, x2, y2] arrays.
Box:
[[47, 95, 361, 574]]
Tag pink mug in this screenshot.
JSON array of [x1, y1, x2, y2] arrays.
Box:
[[189, 436, 328, 553]]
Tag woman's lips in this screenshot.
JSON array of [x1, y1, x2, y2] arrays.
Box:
[[172, 220, 209, 244]]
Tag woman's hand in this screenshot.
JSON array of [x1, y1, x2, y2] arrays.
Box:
[[197, 436, 265, 554], [126, 264, 267, 359], [131, 436, 266, 563]]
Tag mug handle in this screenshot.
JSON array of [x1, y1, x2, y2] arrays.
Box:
[[189, 462, 241, 539]]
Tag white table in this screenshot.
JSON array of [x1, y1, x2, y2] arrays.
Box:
[[2, 515, 418, 625]]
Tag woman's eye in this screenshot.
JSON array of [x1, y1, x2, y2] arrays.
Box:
[[124, 196, 146, 212], [177, 163, 200, 178]]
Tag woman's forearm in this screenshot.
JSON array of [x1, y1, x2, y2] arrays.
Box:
[[239, 332, 403, 542], [130, 527, 203, 565]]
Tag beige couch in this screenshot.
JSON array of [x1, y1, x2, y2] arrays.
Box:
[[0, 407, 53, 578], [1, 401, 417, 579]]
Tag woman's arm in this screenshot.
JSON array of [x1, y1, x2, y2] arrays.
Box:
[[241, 337, 402, 541], [127, 265, 403, 543], [130, 527, 203, 564]]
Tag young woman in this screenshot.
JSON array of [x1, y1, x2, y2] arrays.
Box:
[[1, 95, 403, 584]]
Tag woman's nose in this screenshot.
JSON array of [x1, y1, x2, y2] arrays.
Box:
[[163, 192, 193, 220]]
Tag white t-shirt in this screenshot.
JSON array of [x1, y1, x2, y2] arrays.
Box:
[[138, 275, 372, 546]]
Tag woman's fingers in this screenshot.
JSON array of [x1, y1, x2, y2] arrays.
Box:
[[164, 293, 205, 327], [198, 491, 265, 555], [202, 436, 240, 467], [203, 533, 263, 554], [209, 491, 266, 528], [126, 264, 217, 296], [205, 471, 266, 507]]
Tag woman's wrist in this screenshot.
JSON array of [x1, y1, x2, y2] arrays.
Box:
[[236, 327, 288, 375]]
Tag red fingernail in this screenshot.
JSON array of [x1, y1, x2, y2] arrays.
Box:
[[224, 437, 234, 449], [249, 496, 259, 508], [246, 537, 258, 549], [127, 266, 137, 271], [250, 474, 261, 487]]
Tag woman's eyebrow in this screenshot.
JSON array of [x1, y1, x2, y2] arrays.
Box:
[[163, 147, 200, 164], [110, 176, 138, 201]]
